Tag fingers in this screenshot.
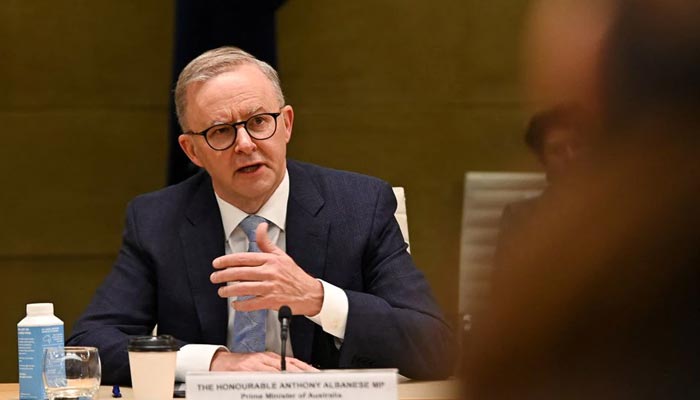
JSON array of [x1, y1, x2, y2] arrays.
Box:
[[213, 253, 269, 270], [256, 222, 284, 255], [253, 354, 316, 373], [211, 266, 273, 284], [287, 357, 320, 372], [283, 360, 307, 372], [243, 352, 295, 372], [257, 352, 284, 370], [215, 271, 323, 315], [211, 351, 289, 372], [217, 281, 271, 299], [210, 351, 278, 372], [250, 363, 279, 372], [209, 351, 320, 373]]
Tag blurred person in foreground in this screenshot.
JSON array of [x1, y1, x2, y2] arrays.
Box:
[[67, 47, 454, 384], [465, 0, 700, 398]]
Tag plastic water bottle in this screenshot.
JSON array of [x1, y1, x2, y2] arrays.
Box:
[[18, 303, 65, 400]]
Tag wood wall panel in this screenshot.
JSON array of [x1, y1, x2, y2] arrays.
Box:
[[0, 0, 173, 109], [0, 258, 113, 382], [277, 0, 532, 315], [0, 0, 172, 382], [0, 109, 168, 255], [0, 0, 533, 382]]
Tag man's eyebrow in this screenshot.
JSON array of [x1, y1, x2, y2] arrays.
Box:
[[244, 106, 265, 117], [205, 119, 228, 127], [205, 106, 265, 127]]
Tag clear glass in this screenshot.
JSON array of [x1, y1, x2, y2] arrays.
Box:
[[188, 111, 281, 151], [43, 346, 101, 400]]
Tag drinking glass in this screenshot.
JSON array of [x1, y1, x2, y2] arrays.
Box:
[[43, 346, 101, 400]]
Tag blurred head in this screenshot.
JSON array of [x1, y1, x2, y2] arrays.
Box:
[[175, 47, 294, 213], [599, 0, 700, 138], [523, 0, 616, 114], [525, 105, 587, 182], [466, 0, 700, 398]]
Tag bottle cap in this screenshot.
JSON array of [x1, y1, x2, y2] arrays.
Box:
[[26, 303, 54, 316], [128, 335, 179, 352]]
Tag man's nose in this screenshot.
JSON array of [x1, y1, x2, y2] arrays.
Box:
[[233, 126, 256, 153]]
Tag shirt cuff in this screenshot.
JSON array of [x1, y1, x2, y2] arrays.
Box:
[[306, 279, 349, 340], [175, 344, 227, 382]]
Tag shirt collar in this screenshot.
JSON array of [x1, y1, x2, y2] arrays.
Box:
[[214, 169, 289, 239]]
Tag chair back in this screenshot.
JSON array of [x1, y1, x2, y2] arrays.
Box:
[[459, 172, 546, 319], [393, 187, 410, 253]]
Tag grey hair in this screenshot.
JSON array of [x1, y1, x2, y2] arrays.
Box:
[[174, 46, 285, 132]]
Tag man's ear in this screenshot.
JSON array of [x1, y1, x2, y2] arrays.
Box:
[[178, 134, 205, 168], [281, 105, 294, 144]]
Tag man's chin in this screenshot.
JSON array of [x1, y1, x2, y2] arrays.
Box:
[[231, 176, 276, 202]]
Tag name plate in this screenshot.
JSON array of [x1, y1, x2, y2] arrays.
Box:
[[186, 369, 398, 400]]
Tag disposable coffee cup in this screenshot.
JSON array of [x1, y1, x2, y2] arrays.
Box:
[[128, 335, 179, 400]]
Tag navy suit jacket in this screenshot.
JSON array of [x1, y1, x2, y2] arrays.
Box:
[[68, 160, 455, 384]]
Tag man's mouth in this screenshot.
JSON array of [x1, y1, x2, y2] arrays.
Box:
[[237, 163, 263, 173]]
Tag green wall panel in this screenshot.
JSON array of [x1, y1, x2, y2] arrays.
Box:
[[0, 258, 113, 382], [0, 0, 172, 382], [278, 0, 533, 317], [0, 0, 535, 382]]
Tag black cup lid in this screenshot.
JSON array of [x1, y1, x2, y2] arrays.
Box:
[[128, 335, 179, 352]]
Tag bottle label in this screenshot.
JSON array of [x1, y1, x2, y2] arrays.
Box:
[[18, 325, 64, 400]]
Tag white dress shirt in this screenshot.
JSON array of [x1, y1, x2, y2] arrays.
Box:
[[175, 169, 349, 381]]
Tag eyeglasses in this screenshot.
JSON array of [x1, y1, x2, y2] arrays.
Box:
[[184, 111, 282, 151]]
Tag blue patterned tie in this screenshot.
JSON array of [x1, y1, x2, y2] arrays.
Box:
[[231, 215, 268, 353]]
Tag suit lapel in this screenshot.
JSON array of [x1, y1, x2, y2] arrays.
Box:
[[286, 161, 330, 363], [176, 163, 331, 356], [179, 173, 228, 345]]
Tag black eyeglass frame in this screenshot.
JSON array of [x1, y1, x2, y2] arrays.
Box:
[[184, 110, 283, 151]]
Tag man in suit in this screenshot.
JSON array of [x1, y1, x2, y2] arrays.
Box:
[[67, 47, 454, 384]]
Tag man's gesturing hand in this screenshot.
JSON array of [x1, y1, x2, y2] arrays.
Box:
[[210, 222, 324, 316]]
